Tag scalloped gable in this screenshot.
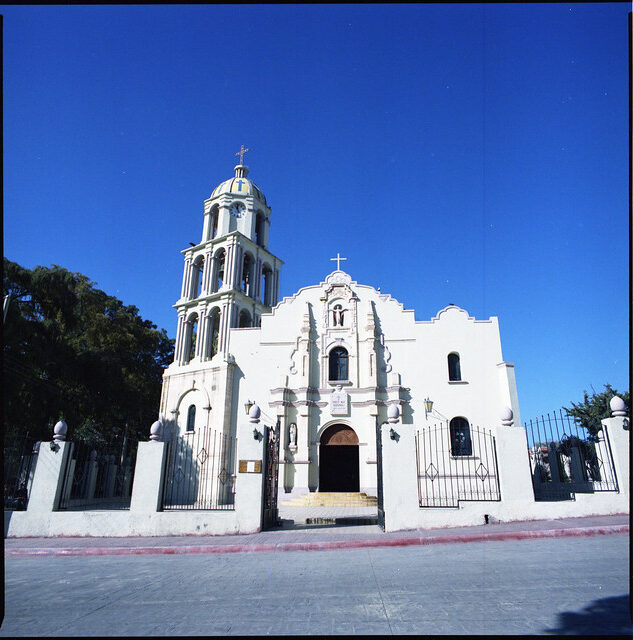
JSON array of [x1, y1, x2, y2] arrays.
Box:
[[260, 270, 417, 323], [417, 304, 495, 324]]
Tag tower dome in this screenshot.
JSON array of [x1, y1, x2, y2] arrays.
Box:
[[210, 164, 267, 205]]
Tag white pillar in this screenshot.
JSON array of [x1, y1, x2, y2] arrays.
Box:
[[180, 258, 192, 299], [380, 423, 419, 532], [201, 251, 212, 295], [195, 308, 207, 359], [26, 441, 73, 513], [174, 313, 186, 363], [234, 418, 266, 534], [129, 441, 168, 514], [601, 416, 629, 496]]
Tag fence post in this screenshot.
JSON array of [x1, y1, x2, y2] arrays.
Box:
[[26, 441, 73, 514], [234, 411, 266, 534], [129, 423, 168, 514], [380, 415, 419, 532], [494, 410, 535, 508], [85, 451, 99, 501], [601, 407, 629, 496]]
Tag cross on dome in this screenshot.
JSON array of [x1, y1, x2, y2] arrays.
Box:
[[234, 144, 250, 165], [330, 253, 347, 271]]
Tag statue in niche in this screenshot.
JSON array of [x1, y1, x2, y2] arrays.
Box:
[[332, 304, 345, 326], [288, 423, 297, 451]]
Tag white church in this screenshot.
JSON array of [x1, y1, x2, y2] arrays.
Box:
[[159, 148, 522, 505], [6, 147, 628, 538]]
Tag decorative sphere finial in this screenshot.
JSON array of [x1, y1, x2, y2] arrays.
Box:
[[53, 420, 68, 442], [387, 404, 400, 424], [249, 404, 261, 424], [500, 407, 514, 426], [150, 420, 162, 442], [610, 395, 627, 417]]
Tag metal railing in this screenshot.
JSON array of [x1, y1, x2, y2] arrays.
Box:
[[57, 438, 139, 510], [4, 433, 39, 511], [415, 423, 501, 508], [525, 409, 618, 501], [162, 426, 236, 510]]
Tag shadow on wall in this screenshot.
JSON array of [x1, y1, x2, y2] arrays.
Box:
[[4, 510, 13, 538], [545, 594, 632, 635]]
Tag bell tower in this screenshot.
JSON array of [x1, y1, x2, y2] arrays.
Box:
[[171, 147, 284, 367]]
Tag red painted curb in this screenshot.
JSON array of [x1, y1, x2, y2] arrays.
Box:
[[5, 525, 628, 558]]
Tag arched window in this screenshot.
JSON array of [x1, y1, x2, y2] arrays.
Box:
[[450, 417, 472, 456], [255, 212, 265, 247], [213, 249, 226, 292], [329, 347, 349, 381], [241, 253, 253, 296], [185, 313, 198, 363], [210, 205, 219, 240], [186, 405, 196, 432], [206, 308, 221, 359], [191, 256, 204, 299], [238, 309, 251, 328], [448, 352, 461, 381], [261, 265, 273, 306]]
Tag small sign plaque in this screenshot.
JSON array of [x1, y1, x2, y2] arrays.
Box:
[[330, 387, 349, 415], [238, 460, 262, 473]]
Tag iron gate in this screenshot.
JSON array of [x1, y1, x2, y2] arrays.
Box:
[[415, 423, 501, 508], [162, 426, 236, 510], [376, 419, 385, 530], [3, 433, 39, 511], [262, 420, 280, 530], [525, 410, 618, 501]]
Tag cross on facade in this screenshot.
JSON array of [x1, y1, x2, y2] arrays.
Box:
[[330, 253, 347, 271], [235, 144, 250, 165]]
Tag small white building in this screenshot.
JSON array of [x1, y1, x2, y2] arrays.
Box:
[[160, 157, 521, 503]]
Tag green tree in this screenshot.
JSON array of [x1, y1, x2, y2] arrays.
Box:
[[564, 384, 629, 442], [3, 259, 174, 445]]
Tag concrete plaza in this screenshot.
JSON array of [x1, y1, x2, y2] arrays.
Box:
[[2, 529, 630, 636]]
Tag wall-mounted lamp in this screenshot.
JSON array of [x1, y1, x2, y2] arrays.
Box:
[[424, 397, 434, 419], [244, 400, 255, 415]]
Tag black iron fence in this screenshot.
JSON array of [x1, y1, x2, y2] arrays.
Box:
[[525, 410, 618, 501], [57, 438, 139, 510], [4, 433, 40, 511], [162, 426, 236, 510], [262, 422, 280, 529], [415, 423, 501, 508]]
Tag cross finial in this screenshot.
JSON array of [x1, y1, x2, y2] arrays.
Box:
[[330, 252, 347, 271], [235, 144, 250, 165]]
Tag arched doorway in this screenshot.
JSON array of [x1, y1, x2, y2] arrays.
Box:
[[319, 424, 359, 492]]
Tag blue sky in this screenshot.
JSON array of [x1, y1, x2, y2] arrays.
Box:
[[3, 4, 629, 422]]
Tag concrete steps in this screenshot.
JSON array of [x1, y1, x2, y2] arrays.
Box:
[[281, 492, 378, 507]]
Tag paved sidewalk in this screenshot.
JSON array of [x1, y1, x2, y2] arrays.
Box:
[[4, 513, 628, 557]]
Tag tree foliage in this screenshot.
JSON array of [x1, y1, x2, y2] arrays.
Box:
[[3, 259, 174, 445], [564, 384, 629, 441]]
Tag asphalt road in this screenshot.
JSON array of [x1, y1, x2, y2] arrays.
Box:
[[1, 534, 630, 636]]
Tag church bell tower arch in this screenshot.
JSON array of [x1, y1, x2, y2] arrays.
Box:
[[171, 147, 284, 366]]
